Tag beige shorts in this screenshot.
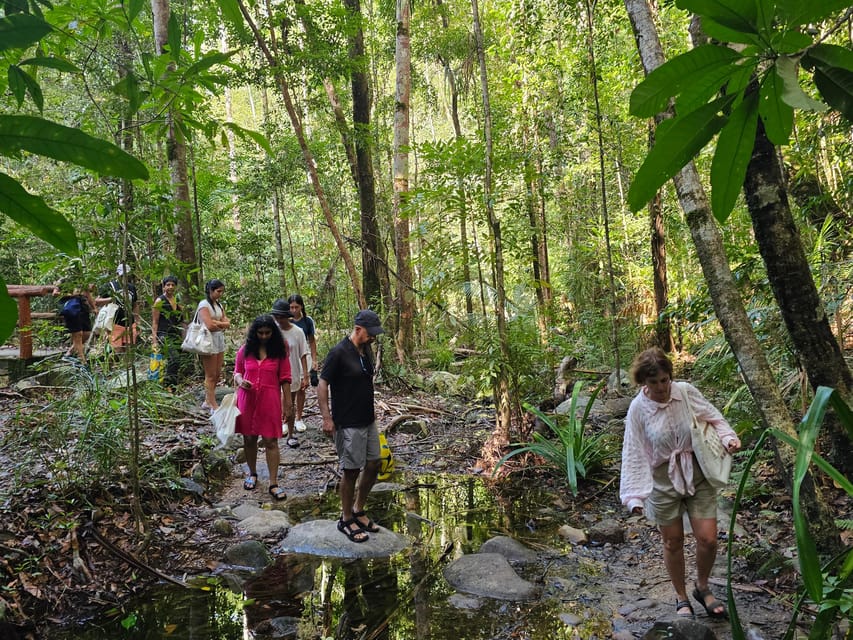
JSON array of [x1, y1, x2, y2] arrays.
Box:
[[647, 456, 717, 525]]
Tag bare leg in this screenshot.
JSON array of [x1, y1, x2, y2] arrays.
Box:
[[287, 390, 296, 439], [263, 438, 280, 486], [691, 516, 725, 615], [295, 388, 306, 422], [244, 435, 259, 476], [201, 354, 219, 408], [660, 519, 691, 614], [353, 459, 380, 514], [70, 331, 86, 363]]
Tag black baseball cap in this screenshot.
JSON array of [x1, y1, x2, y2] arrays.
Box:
[[270, 299, 293, 318], [355, 309, 384, 336]]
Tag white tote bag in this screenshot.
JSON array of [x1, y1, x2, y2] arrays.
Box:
[[680, 382, 732, 489]]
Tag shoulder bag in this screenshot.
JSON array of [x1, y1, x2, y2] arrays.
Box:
[[181, 311, 215, 354], [680, 381, 732, 489], [93, 302, 119, 335]]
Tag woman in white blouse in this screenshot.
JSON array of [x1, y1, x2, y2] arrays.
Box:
[[620, 347, 740, 620], [196, 279, 230, 411]]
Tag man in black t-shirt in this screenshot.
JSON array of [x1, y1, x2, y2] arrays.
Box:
[[318, 309, 385, 543]]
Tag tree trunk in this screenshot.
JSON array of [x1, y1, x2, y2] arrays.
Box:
[[436, 0, 474, 324], [649, 125, 673, 351], [236, 0, 365, 308], [471, 0, 513, 460], [744, 119, 853, 472], [585, 0, 620, 378], [624, 0, 840, 554], [393, 0, 414, 360], [332, 0, 385, 309], [151, 0, 196, 295]]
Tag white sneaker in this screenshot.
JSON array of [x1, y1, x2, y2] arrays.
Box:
[[295, 420, 307, 432]]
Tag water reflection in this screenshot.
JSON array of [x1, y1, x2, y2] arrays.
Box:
[[44, 476, 573, 640]]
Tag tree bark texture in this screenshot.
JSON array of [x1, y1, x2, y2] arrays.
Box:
[[624, 0, 841, 553], [649, 125, 673, 351], [393, 0, 414, 359], [339, 0, 385, 308], [745, 119, 853, 470], [151, 0, 196, 293]]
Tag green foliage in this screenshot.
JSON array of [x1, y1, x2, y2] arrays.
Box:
[[7, 362, 183, 495], [628, 0, 853, 222], [493, 380, 614, 495], [726, 386, 853, 639]]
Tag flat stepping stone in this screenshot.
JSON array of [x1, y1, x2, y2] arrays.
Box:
[[274, 519, 410, 559], [444, 553, 538, 600]]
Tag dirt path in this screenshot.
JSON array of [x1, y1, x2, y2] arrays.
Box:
[[0, 382, 826, 638]]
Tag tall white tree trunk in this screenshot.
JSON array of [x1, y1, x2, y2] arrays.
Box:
[[393, 0, 414, 360]]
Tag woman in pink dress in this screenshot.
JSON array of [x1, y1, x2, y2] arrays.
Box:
[[234, 315, 292, 500]]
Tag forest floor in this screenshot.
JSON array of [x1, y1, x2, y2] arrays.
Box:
[[0, 374, 849, 639]]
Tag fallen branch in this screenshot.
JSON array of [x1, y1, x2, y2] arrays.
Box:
[[84, 522, 189, 589]]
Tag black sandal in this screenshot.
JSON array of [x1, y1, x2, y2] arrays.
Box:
[[675, 599, 695, 618], [337, 517, 369, 543], [268, 485, 286, 501], [243, 474, 258, 490], [352, 510, 380, 533], [692, 585, 728, 619]]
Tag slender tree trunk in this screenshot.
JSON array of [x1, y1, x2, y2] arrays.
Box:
[[585, 0, 620, 378], [745, 119, 853, 472], [237, 0, 365, 307], [649, 125, 673, 351], [436, 2, 474, 324], [221, 27, 240, 230], [624, 0, 840, 553], [471, 0, 513, 457], [323, 78, 359, 187], [335, 0, 385, 308], [151, 0, 196, 294], [393, 0, 414, 359]]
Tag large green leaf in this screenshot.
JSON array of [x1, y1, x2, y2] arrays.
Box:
[[698, 17, 762, 46], [805, 45, 853, 121], [0, 116, 149, 180], [167, 13, 181, 62], [8, 66, 27, 107], [711, 92, 758, 223], [813, 67, 853, 122], [0, 14, 52, 51], [222, 122, 272, 156], [630, 46, 741, 117], [777, 0, 852, 28], [676, 0, 758, 34], [758, 70, 794, 144], [675, 56, 749, 115], [19, 56, 81, 73], [214, 0, 248, 38], [0, 274, 19, 347], [776, 56, 828, 112], [804, 44, 853, 72], [0, 172, 78, 255], [628, 96, 734, 211], [793, 386, 833, 603]]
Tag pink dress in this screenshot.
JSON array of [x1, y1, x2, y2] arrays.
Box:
[[234, 346, 291, 438]]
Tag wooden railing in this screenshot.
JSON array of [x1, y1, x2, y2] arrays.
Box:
[[7, 285, 57, 359]]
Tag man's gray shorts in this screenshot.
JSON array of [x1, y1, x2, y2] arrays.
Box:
[[334, 421, 380, 469]]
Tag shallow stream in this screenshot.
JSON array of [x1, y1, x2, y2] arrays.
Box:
[[44, 475, 635, 639]]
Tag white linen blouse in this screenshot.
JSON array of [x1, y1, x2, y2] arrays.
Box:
[[619, 381, 737, 514]]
